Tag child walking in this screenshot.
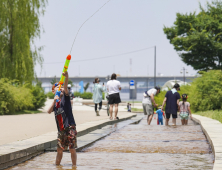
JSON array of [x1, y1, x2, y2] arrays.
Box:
[[179, 94, 192, 125], [156, 106, 166, 125]]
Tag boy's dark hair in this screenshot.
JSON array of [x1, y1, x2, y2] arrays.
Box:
[[111, 73, 117, 80]]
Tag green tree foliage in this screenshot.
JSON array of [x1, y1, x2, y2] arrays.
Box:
[[0, 78, 46, 115], [30, 83, 47, 110], [74, 92, 93, 99], [163, 1, 222, 71], [84, 82, 90, 91], [68, 79, 73, 87], [0, 0, 47, 84], [188, 70, 222, 111], [47, 91, 54, 99], [50, 76, 58, 85], [155, 70, 222, 112]]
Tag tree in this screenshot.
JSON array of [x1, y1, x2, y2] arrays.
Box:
[[163, 0, 222, 71], [0, 0, 47, 83], [50, 76, 58, 85], [84, 83, 90, 92], [68, 79, 73, 87]]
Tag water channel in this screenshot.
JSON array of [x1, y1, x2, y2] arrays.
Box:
[[7, 116, 214, 170]]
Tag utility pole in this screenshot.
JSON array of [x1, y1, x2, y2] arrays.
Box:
[[180, 67, 188, 85], [154, 46, 156, 87]]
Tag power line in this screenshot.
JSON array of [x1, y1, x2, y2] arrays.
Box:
[[44, 46, 155, 64], [70, 0, 112, 54]]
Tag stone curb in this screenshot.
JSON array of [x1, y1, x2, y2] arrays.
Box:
[[192, 115, 222, 170], [0, 113, 137, 170]]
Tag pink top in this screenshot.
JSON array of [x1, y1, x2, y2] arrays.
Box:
[[179, 101, 190, 112]]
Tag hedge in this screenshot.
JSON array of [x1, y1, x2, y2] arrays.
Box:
[[74, 92, 93, 99], [0, 79, 47, 115]]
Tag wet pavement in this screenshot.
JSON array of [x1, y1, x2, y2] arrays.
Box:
[[7, 116, 214, 170]]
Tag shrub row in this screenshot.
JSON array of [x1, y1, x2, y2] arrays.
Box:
[[74, 92, 93, 99], [154, 70, 222, 112], [0, 79, 47, 115]]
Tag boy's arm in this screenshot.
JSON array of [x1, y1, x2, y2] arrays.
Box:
[[47, 95, 59, 114], [63, 71, 69, 96]]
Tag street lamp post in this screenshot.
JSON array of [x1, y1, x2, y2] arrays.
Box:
[[180, 67, 188, 85], [154, 46, 156, 87]]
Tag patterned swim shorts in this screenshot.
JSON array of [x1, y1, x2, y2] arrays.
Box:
[[57, 126, 77, 150]]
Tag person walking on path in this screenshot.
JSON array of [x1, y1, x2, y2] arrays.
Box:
[[47, 71, 77, 167], [161, 83, 181, 126], [93, 78, 105, 116], [68, 84, 74, 108], [142, 86, 160, 125], [179, 94, 192, 125], [107, 73, 121, 120], [156, 106, 166, 125]]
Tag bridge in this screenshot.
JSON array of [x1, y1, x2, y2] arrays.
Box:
[[38, 76, 196, 93]]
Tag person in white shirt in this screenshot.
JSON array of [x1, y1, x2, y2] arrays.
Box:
[[142, 86, 160, 125], [107, 73, 121, 120]]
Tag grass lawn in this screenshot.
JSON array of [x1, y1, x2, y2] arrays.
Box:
[[131, 108, 144, 112], [13, 110, 42, 115], [194, 110, 222, 123]]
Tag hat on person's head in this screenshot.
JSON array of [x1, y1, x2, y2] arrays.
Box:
[[173, 83, 180, 90], [68, 84, 71, 88], [143, 90, 149, 97]]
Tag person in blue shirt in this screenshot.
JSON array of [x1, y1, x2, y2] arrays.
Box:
[[156, 106, 166, 125]]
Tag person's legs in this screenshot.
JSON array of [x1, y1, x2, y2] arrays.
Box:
[[109, 104, 114, 119], [147, 114, 153, 125], [142, 104, 147, 115], [99, 101, 102, 110], [114, 103, 119, 118], [55, 147, 63, 165], [71, 100, 73, 108], [172, 118, 176, 125], [165, 113, 170, 126], [69, 148, 77, 167], [181, 119, 185, 125], [159, 119, 163, 125], [95, 104, 98, 112]]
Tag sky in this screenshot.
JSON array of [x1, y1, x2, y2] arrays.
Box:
[[35, 0, 213, 78]]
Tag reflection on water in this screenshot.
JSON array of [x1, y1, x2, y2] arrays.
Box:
[[7, 117, 214, 170]]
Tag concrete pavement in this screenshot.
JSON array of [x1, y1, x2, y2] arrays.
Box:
[[0, 99, 133, 145], [192, 114, 222, 170]]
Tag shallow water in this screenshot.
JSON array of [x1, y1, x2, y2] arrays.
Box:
[[7, 116, 214, 170]]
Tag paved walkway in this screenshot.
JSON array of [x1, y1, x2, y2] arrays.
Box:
[[0, 101, 132, 145], [192, 115, 222, 170]]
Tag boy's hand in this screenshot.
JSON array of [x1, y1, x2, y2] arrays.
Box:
[[62, 71, 68, 78], [54, 95, 59, 102], [190, 114, 192, 119]]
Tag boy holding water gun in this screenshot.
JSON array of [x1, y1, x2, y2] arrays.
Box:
[[156, 106, 166, 125], [47, 55, 77, 167]]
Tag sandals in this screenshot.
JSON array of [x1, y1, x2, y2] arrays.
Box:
[[113, 117, 119, 120], [109, 117, 113, 120]]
